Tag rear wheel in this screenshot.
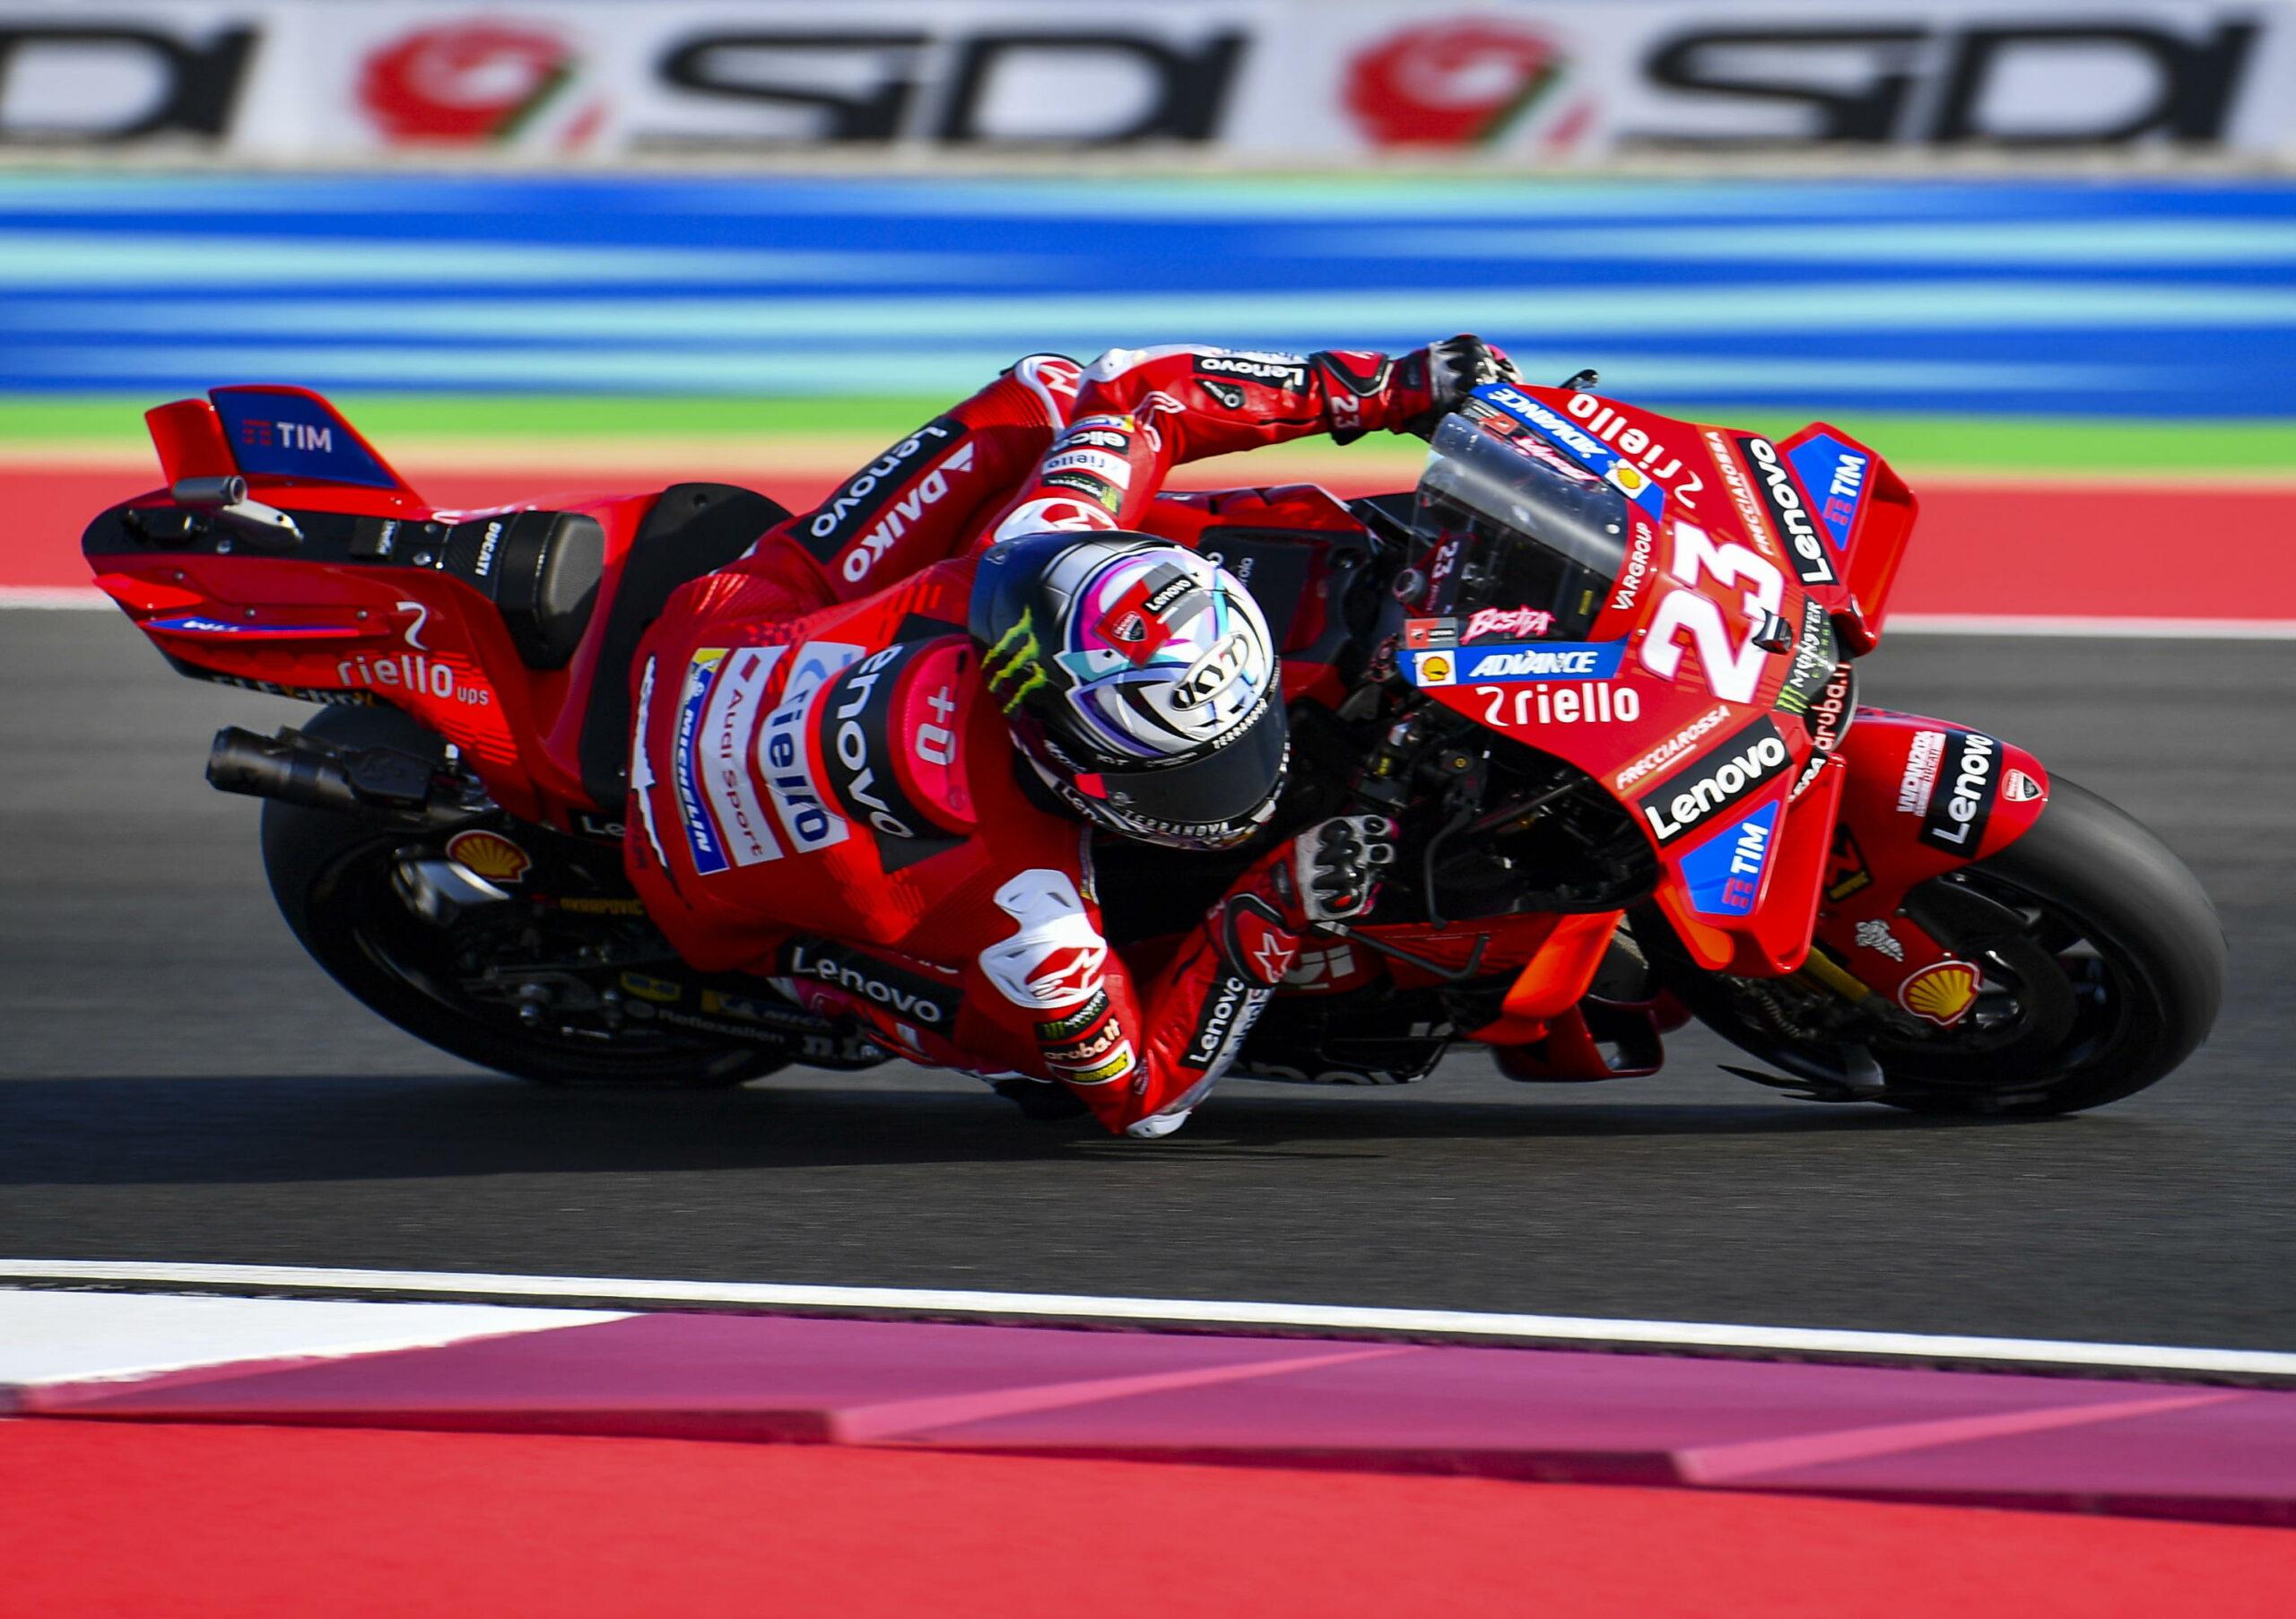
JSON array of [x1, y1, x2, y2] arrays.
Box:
[[1674, 779, 2223, 1115], [261, 703, 779, 1089]]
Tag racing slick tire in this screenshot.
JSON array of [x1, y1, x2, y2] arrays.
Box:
[[259, 702, 780, 1090], [1669, 777, 2223, 1117], [1866, 777, 2225, 1116]]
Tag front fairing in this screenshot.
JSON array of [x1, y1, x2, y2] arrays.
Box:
[[1403, 384, 1900, 975]]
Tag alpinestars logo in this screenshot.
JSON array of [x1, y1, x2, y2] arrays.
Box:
[[978, 870, 1108, 1011], [1637, 717, 1792, 846], [1218, 893, 1299, 987]]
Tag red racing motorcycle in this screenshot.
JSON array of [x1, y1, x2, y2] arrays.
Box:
[[83, 378, 2223, 1114]]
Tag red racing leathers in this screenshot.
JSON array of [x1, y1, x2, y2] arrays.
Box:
[[623, 344, 1458, 1136]]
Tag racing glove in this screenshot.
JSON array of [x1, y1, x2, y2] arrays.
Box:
[[1316, 335, 1519, 445], [1209, 815, 1399, 988]]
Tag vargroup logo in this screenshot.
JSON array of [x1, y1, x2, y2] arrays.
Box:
[[1342, 18, 1589, 152], [357, 22, 607, 150]]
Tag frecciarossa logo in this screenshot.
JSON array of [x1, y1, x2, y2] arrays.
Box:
[[1637, 717, 1793, 847]]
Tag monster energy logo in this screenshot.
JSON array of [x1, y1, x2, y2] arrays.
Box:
[[983, 610, 1049, 713]]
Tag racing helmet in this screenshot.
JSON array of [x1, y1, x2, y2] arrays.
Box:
[[969, 533, 1287, 851]]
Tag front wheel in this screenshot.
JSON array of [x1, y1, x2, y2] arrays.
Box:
[[1675, 778, 2224, 1116], [261, 703, 780, 1089]]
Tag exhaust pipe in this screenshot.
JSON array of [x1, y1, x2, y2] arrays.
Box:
[[207, 726, 438, 817]]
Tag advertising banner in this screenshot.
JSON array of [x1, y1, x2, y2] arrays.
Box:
[[0, 1, 2287, 161]]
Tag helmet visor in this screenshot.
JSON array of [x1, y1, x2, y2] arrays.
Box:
[[1069, 691, 1288, 831]]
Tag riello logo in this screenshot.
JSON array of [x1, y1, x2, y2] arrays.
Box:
[[335, 651, 490, 705]]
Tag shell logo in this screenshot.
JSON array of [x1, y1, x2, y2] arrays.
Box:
[[446, 829, 531, 884], [1900, 960, 1980, 1027]]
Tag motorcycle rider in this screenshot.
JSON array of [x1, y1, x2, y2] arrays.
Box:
[[625, 337, 1517, 1136]]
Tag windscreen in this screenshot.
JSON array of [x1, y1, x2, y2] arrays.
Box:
[[1413, 412, 1632, 641]]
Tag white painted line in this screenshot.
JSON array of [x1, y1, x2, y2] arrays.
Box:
[[4, 1260, 2292, 1380], [0, 1287, 625, 1388], [0, 587, 107, 608], [1886, 613, 2296, 640]]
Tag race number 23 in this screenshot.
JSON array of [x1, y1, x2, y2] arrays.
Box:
[[1638, 520, 1783, 704]]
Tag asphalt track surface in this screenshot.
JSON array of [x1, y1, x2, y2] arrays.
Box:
[[4, 611, 2291, 1352]]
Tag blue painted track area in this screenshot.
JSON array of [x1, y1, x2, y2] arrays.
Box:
[[0, 171, 2290, 416]]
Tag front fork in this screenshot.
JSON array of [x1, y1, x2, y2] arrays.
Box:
[[1494, 709, 2056, 1087], [1801, 709, 2054, 1033]]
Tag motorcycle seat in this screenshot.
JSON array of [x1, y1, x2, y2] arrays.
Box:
[[575, 483, 791, 812]]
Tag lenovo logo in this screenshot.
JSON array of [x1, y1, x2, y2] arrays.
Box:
[[1639, 718, 1792, 846]]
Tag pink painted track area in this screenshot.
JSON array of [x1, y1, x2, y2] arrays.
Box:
[[15, 1423, 2294, 1619], [22, 1308, 2296, 1527], [11, 463, 2296, 624]]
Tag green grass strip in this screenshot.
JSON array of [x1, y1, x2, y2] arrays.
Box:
[[4, 393, 2292, 475]]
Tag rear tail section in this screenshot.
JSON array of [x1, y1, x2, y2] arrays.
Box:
[[147, 385, 423, 506]]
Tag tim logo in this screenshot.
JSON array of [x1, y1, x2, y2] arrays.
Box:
[[239, 419, 334, 452], [1720, 818, 1770, 912]]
